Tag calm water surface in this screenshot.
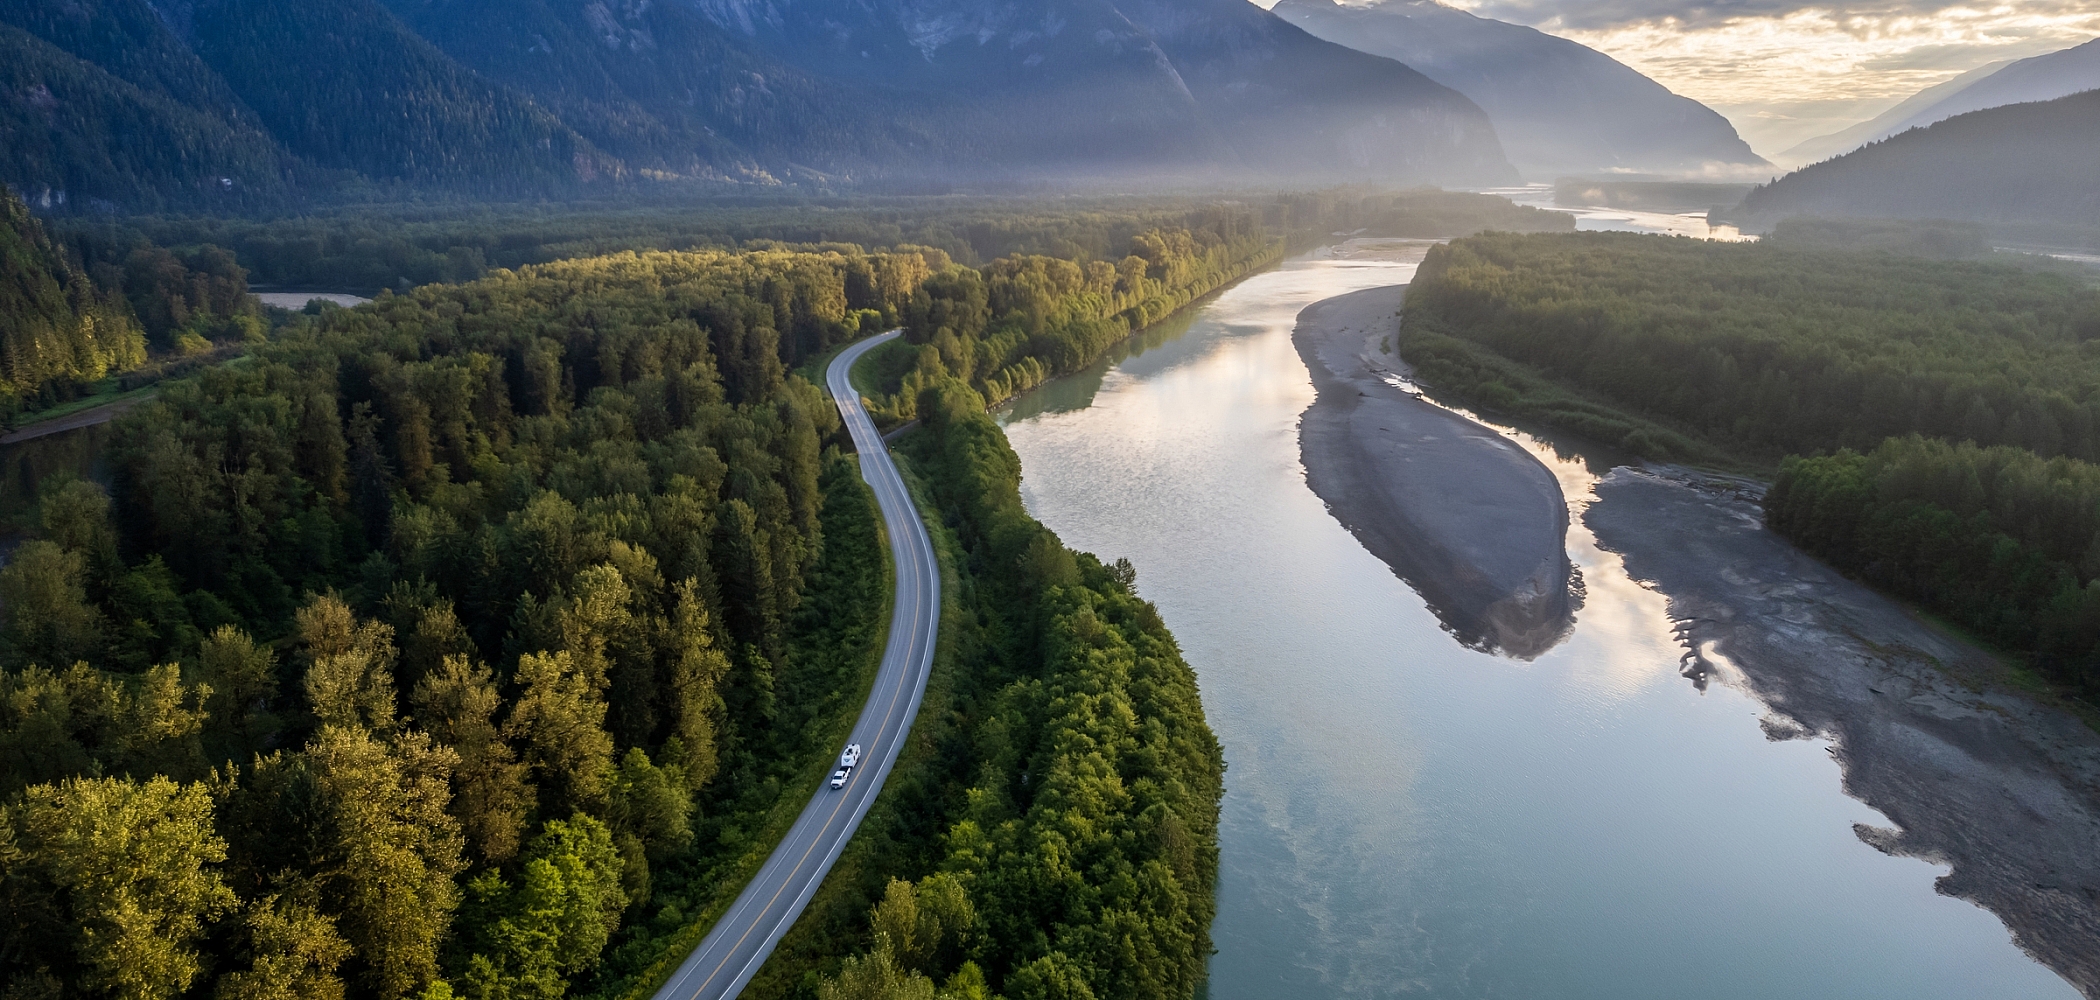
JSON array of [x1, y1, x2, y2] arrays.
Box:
[[997, 242, 2076, 999], [1479, 184, 1754, 241]]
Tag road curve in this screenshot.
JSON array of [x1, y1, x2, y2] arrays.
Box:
[[652, 330, 940, 1000]]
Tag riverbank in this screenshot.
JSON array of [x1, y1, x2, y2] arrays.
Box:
[[1292, 285, 1574, 658], [1584, 468, 2100, 997]]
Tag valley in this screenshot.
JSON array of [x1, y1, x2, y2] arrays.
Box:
[[4, 0, 2100, 997]]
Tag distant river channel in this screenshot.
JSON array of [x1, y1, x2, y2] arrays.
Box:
[[996, 243, 2078, 999]]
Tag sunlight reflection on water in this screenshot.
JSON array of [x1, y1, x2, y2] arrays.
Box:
[[996, 249, 2075, 1000], [1480, 184, 1757, 241]]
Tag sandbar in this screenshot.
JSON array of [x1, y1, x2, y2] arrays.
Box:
[[1588, 467, 2100, 997], [1293, 285, 1575, 658]]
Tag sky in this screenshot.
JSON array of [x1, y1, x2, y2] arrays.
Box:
[[1426, 0, 2100, 154]]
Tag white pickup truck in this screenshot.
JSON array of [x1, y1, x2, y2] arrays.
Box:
[[829, 743, 864, 789]]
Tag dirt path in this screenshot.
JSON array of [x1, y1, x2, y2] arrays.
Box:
[[1, 393, 154, 445]]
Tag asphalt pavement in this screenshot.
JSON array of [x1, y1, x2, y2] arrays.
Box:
[[651, 330, 941, 1000]]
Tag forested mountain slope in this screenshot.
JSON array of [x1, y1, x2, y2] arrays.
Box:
[[1272, 0, 1764, 178], [0, 20, 288, 212], [0, 0, 1514, 207], [1731, 90, 2100, 228], [179, 0, 617, 191], [0, 186, 146, 405], [1782, 37, 2100, 166]]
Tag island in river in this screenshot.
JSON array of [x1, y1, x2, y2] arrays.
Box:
[[1293, 285, 1575, 657], [1293, 283, 2100, 998]]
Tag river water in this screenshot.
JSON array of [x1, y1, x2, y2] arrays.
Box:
[[997, 243, 2077, 999], [1480, 184, 1754, 241]]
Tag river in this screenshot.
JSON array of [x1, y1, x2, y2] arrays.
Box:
[[996, 242, 2079, 999]]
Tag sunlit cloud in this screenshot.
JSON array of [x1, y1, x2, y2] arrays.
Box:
[[1536, 5, 2100, 104], [1415, 0, 2100, 151]]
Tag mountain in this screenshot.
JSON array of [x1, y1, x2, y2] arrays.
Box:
[[0, 11, 289, 212], [0, 184, 146, 405], [0, 0, 1515, 209], [392, 0, 1515, 183], [179, 0, 617, 190], [1270, 0, 1765, 178], [1730, 90, 2100, 229], [1781, 37, 2100, 166]]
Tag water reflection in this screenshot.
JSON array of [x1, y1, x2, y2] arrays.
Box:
[[998, 250, 2076, 1000], [1481, 184, 1757, 241]]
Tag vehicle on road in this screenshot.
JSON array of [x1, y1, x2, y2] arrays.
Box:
[[653, 331, 940, 1000]]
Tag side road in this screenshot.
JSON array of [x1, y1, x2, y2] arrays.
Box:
[[652, 331, 941, 1000]]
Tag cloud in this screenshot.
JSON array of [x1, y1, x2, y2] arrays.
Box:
[[1459, 0, 2100, 34], [1427, 0, 2100, 112]]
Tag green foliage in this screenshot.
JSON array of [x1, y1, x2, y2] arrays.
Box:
[[0, 186, 147, 413], [413, 653, 534, 863], [1768, 436, 2100, 693], [1762, 216, 1990, 260], [0, 774, 235, 1000], [457, 814, 627, 1000], [802, 383, 1224, 1000], [871, 214, 1280, 419], [2, 242, 924, 1000], [0, 661, 211, 796], [0, 18, 287, 214], [1404, 231, 2100, 463], [65, 191, 1554, 297], [0, 225, 1230, 1000], [213, 889, 353, 1000], [1403, 230, 2100, 701], [0, 541, 105, 667]]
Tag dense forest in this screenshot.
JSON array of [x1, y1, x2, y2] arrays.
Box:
[[0, 186, 264, 420], [1727, 89, 2100, 230], [796, 381, 1225, 1000], [1400, 229, 2100, 696], [52, 189, 1568, 296], [0, 208, 1236, 999], [0, 13, 291, 214], [859, 214, 1281, 414], [0, 187, 145, 412], [1768, 437, 2100, 693], [0, 245, 924, 1000], [1401, 231, 2100, 463]]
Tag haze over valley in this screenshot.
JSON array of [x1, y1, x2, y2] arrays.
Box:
[[2, 3, 2100, 1000]]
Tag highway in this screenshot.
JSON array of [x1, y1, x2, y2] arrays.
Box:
[[652, 330, 941, 1000]]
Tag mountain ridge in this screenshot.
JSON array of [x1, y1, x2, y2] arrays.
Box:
[[2, 0, 1518, 210], [1270, 0, 1764, 178], [1730, 89, 2100, 230], [1781, 37, 2100, 166]]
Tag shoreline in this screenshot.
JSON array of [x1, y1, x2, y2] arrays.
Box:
[[1292, 284, 1575, 658], [1298, 281, 2100, 995], [1585, 468, 2100, 997]]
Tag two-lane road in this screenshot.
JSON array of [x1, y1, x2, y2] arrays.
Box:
[[653, 330, 940, 1000]]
